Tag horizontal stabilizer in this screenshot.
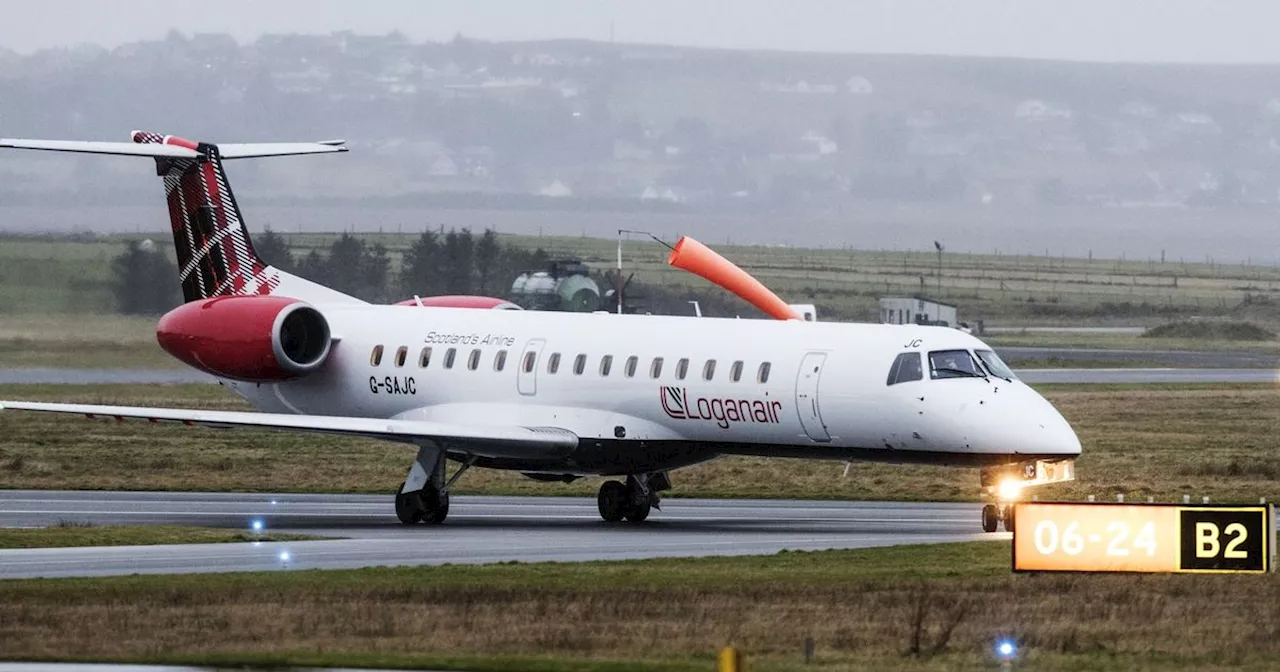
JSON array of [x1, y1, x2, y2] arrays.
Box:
[[0, 138, 347, 159], [0, 139, 198, 158]]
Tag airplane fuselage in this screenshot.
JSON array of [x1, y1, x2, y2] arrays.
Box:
[[225, 305, 1081, 476]]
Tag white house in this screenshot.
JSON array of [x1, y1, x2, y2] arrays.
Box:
[[879, 296, 958, 327]]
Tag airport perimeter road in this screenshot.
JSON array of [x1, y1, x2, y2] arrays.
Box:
[[1017, 367, 1277, 384], [0, 491, 991, 579], [997, 346, 1278, 368]]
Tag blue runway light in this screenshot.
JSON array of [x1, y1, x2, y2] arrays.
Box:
[[996, 639, 1016, 659], [278, 550, 291, 562], [250, 519, 264, 533]]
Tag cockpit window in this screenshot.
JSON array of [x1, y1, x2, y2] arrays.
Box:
[[928, 349, 986, 379], [886, 352, 923, 385], [975, 349, 1017, 381]]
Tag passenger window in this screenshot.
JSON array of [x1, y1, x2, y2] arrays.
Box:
[[886, 352, 923, 385], [548, 352, 561, 374], [599, 355, 613, 376], [523, 351, 536, 373], [419, 347, 432, 368], [928, 349, 984, 380], [444, 348, 457, 369], [703, 359, 717, 381], [650, 357, 664, 379], [494, 349, 507, 372], [394, 346, 408, 367], [730, 360, 743, 382], [625, 356, 639, 378], [676, 358, 689, 380], [574, 354, 587, 375], [370, 345, 384, 367], [757, 362, 771, 384], [467, 349, 481, 371]]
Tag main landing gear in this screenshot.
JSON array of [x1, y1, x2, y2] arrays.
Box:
[[597, 472, 670, 523], [395, 444, 473, 525]]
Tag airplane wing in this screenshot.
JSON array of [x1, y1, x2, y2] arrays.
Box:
[[0, 401, 577, 460]]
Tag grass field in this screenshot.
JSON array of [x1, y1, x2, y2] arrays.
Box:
[[0, 314, 174, 368], [1, 383, 1278, 504], [0, 524, 318, 549], [2, 542, 1279, 670], [6, 231, 1280, 327]]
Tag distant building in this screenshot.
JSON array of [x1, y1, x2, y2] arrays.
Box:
[[538, 179, 573, 198], [845, 76, 874, 95], [879, 296, 957, 327]]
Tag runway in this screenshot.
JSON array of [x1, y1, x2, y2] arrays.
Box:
[[0, 490, 991, 580]]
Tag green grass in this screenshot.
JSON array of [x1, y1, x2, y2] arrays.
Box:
[[3, 542, 1280, 670], [2, 383, 1279, 505], [0, 524, 321, 549], [0, 314, 174, 368]]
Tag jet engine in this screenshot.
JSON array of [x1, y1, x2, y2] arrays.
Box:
[[395, 295, 522, 310], [156, 295, 332, 382]]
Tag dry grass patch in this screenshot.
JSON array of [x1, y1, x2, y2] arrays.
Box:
[[1, 383, 1278, 503], [0, 315, 174, 368], [1, 543, 1279, 670]]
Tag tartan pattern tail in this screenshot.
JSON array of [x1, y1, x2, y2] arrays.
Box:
[[132, 130, 279, 302]]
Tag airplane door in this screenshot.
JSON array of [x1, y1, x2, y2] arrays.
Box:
[[517, 338, 546, 396], [795, 352, 831, 442]]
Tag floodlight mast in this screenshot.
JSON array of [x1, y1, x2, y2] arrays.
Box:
[[617, 229, 671, 314]]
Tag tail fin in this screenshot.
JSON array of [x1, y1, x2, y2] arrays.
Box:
[[1, 131, 361, 305]]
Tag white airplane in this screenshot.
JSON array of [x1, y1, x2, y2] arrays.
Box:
[[0, 131, 1080, 532]]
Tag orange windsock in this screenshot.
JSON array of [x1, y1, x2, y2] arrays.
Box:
[[667, 236, 800, 320]]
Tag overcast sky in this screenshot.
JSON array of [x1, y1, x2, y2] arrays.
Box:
[[2, 0, 1279, 63]]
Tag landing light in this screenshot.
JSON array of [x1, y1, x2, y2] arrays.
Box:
[[997, 479, 1024, 501]]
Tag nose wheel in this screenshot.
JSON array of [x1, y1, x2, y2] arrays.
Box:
[[981, 503, 1015, 533]]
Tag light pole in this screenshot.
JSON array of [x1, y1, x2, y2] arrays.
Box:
[[933, 240, 943, 294], [616, 229, 671, 314]]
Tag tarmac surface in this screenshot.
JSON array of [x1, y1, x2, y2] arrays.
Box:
[[0, 490, 992, 579]]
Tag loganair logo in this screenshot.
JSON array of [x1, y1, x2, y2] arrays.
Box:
[[660, 386, 783, 429]]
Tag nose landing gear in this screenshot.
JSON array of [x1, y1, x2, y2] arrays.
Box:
[[979, 458, 1075, 533], [980, 503, 1015, 533]]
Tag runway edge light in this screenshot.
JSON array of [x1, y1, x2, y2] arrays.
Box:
[[1012, 501, 1275, 574]]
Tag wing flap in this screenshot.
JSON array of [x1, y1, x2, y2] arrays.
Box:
[[0, 401, 578, 460]]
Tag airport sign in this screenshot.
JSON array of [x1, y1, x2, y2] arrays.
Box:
[[1012, 502, 1274, 573]]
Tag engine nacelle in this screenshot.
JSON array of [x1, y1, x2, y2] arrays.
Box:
[[157, 295, 332, 382], [396, 295, 522, 310]]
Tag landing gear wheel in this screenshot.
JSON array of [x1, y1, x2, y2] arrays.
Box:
[[1001, 504, 1014, 533], [624, 497, 651, 523], [426, 492, 450, 524], [395, 482, 423, 525], [597, 480, 628, 522], [981, 504, 999, 533]]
